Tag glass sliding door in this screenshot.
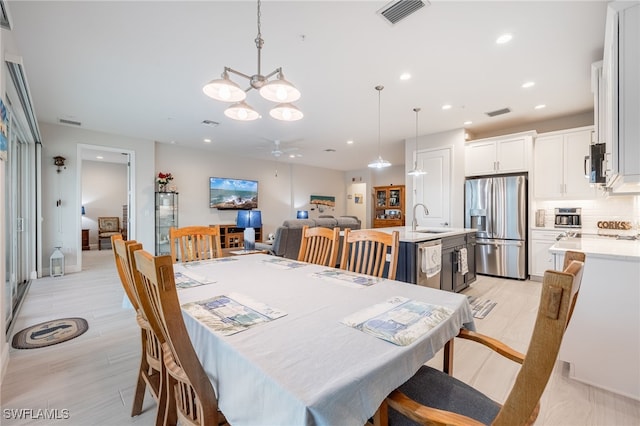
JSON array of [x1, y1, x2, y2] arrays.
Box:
[[4, 114, 32, 333]]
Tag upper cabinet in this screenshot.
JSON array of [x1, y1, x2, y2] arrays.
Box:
[[600, 2, 640, 193], [465, 134, 532, 176], [533, 127, 597, 199]]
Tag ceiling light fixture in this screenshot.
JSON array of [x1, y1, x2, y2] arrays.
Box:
[[408, 107, 426, 176], [496, 33, 513, 44], [368, 85, 391, 169], [202, 0, 302, 122]]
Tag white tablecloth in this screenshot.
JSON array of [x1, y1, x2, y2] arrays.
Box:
[[178, 254, 475, 426]]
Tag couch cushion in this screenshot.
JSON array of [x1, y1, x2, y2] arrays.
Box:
[[282, 219, 316, 229], [336, 216, 361, 230], [314, 217, 338, 228]]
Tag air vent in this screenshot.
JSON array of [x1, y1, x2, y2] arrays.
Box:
[[59, 118, 82, 126], [201, 119, 220, 127], [378, 0, 428, 25], [485, 107, 512, 117]]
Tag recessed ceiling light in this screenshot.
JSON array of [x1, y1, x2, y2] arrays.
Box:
[[496, 33, 512, 44], [400, 72, 411, 81], [346, 140, 354, 145], [522, 81, 535, 88], [204, 138, 212, 143], [463, 121, 473, 125], [442, 104, 452, 110], [534, 104, 546, 110], [96, 155, 103, 160]]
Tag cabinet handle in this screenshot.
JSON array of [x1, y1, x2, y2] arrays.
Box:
[[496, 160, 500, 170]]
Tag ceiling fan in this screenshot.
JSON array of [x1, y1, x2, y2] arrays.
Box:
[[264, 139, 302, 159]]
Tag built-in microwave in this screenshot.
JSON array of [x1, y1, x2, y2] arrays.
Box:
[[588, 143, 606, 184]]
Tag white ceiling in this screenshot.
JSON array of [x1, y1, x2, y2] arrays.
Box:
[[6, 1, 608, 171]]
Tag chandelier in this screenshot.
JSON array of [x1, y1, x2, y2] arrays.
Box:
[[368, 85, 391, 169], [202, 0, 303, 122], [407, 107, 427, 176]]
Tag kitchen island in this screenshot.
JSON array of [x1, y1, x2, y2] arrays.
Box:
[[375, 226, 477, 292], [551, 236, 640, 400]]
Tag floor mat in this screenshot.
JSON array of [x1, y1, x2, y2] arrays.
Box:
[[467, 297, 497, 319], [12, 317, 88, 349]]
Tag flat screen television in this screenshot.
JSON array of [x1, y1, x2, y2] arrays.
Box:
[[209, 177, 258, 210]]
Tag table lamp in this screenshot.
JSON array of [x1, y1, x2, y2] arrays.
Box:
[[296, 210, 309, 219], [237, 210, 262, 250]]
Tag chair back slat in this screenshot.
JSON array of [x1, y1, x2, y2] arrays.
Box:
[[339, 229, 399, 279], [297, 226, 340, 267], [169, 225, 223, 263]]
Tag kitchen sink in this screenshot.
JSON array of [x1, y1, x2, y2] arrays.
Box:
[[415, 229, 450, 234]]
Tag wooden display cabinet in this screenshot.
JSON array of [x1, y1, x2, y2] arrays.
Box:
[[373, 185, 405, 228], [214, 224, 263, 249]]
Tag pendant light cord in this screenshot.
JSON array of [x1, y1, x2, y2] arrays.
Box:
[[376, 85, 384, 157], [255, 0, 263, 76], [414, 107, 420, 168]]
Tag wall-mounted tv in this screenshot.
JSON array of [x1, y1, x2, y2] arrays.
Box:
[[209, 177, 258, 210]]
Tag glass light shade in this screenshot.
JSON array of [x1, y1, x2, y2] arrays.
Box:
[[269, 103, 304, 121], [407, 166, 426, 176], [225, 101, 260, 121], [368, 156, 391, 169], [259, 76, 301, 103], [296, 210, 309, 219], [203, 76, 246, 102]]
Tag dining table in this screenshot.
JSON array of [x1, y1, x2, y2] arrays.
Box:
[[175, 253, 475, 426]]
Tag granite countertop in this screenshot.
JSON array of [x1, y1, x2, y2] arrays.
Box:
[[372, 226, 476, 243], [550, 236, 640, 261]]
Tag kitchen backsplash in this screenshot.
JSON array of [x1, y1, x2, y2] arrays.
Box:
[[533, 193, 640, 232]]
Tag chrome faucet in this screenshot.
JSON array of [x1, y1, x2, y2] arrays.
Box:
[[412, 203, 430, 231]]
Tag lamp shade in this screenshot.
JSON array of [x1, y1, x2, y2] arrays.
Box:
[[203, 73, 247, 102], [259, 74, 301, 103], [225, 101, 260, 121], [269, 103, 304, 121], [296, 210, 309, 219], [236, 210, 262, 228]]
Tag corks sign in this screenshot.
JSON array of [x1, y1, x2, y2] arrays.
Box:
[[597, 221, 632, 230]]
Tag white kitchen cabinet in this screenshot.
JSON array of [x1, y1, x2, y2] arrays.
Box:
[[601, 2, 640, 193], [533, 127, 596, 199], [553, 243, 640, 400], [530, 229, 563, 278], [465, 134, 532, 176]]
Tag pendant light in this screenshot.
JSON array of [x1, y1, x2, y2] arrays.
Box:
[[407, 107, 427, 176], [202, 0, 303, 121], [368, 85, 391, 169]]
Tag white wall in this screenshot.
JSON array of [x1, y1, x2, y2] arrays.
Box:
[[154, 143, 347, 238], [40, 122, 156, 272]]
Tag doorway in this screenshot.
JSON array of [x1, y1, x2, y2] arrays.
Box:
[[77, 144, 134, 270]]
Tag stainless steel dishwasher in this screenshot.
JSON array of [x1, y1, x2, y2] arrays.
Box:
[[416, 239, 442, 289]]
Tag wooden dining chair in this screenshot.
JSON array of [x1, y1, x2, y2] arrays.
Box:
[[169, 225, 223, 263], [297, 225, 340, 267], [133, 249, 223, 426], [377, 252, 586, 426], [339, 229, 400, 280], [112, 235, 165, 422]]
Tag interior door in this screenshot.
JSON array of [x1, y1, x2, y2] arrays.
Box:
[[413, 148, 451, 227]]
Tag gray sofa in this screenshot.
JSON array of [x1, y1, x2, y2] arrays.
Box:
[[257, 216, 361, 260]]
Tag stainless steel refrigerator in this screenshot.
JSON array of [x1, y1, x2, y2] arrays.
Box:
[[465, 174, 527, 279]]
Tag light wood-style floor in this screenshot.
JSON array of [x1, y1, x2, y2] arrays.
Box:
[[2, 249, 639, 425]]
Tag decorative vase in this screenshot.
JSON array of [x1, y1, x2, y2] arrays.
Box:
[[158, 184, 166, 192]]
